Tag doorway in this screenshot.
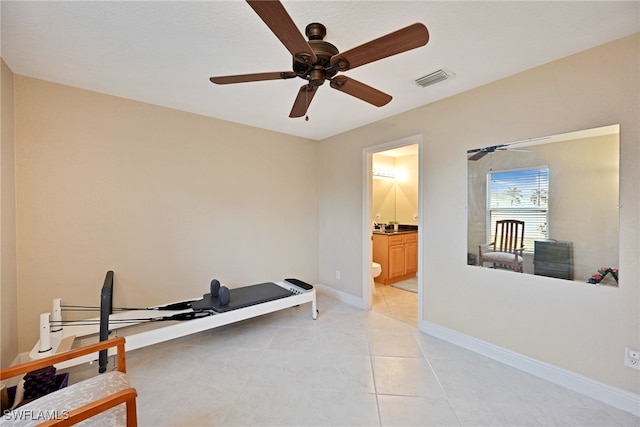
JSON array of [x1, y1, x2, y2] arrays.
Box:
[[362, 135, 423, 325]]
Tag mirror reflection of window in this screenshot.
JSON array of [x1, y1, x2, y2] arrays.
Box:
[[487, 167, 549, 252], [467, 124, 620, 286]]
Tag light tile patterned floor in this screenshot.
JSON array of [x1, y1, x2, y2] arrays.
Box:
[[372, 281, 418, 325], [63, 292, 639, 426]]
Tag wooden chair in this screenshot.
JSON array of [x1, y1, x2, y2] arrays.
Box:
[[1, 337, 137, 426], [479, 219, 525, 272]]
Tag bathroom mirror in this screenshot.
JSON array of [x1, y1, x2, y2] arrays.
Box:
[[372, 146, 419, 225], [467, 124, 620, 286], [372, 166, 397, 223]]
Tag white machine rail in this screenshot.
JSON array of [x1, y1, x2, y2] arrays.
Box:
[[30, 271, 317, 371]]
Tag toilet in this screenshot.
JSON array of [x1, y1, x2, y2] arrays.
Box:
[[371, 262, 382, 294]]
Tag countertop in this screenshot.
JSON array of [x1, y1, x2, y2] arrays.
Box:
[[373, 228, 418, 235]]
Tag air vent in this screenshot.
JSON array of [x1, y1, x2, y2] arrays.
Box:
[[415, 67, 455, 88]]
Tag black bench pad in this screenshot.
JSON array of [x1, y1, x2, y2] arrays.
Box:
[[190, 282, 293, 313]]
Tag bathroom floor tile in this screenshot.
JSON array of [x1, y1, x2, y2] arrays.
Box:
[[372, 282, 418, 326]]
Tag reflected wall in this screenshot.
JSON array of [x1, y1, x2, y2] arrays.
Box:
[[372, 150, 419, 225]]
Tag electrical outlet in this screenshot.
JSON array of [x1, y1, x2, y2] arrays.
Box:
[[335, 271, 341, 280], [624, 348, 640, 370]]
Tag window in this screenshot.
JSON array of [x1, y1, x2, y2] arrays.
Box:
[[487, 167, 549, 251]]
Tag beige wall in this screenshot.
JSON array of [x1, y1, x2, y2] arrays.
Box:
[[318, 34, 639, 393], [1, 59, 18, 367], [13, 77, 319, 351]]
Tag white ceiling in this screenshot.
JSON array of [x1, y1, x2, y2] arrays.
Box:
[[2, 1, 638, 141]]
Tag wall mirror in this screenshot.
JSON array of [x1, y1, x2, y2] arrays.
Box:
[[467, 124, 620, 286], [372, 145, 419, 225]]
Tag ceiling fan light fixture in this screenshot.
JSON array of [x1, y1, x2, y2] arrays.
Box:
[[415, 67, 455, 88]]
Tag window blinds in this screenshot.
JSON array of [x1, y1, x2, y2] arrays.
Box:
[[487, 167, 549, 251]]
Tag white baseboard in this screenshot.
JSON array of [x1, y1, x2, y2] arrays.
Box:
[[420, 320, 640, 417], [314, 283, 364, 309]]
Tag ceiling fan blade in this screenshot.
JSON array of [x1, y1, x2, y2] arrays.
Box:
[[467, 143, 510, 160], [330, 23, 429, 71], [210, 71, 296, 85], [247, 0, 317, 64], [329, 76, 392, 107], [468, 150, 489, 161], [289, 84, 317, 118]]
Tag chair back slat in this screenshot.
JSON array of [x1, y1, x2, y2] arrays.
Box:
[[495, 220, 524, 253]]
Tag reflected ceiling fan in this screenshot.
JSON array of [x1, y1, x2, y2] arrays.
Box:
[[467, 144, 509, 161], [467, 143, 534, 161], [209, 0, 429, 118]]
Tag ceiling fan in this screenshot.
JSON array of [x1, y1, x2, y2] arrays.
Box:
[[209, 0, 429, 118]]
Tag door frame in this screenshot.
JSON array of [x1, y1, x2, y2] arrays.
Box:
[[362, 134, 424, 319]]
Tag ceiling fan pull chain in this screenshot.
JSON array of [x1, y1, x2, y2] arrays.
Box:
[[305, 84, 310, 121]]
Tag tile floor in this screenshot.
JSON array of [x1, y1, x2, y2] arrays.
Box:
[[372, 281, 419, 325], [64, 292, 639, 426]]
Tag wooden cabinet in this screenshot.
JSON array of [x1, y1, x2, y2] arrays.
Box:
[[373, 232, 418, 285]]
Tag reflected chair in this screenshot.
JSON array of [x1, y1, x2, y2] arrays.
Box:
[[479, 219, 525, 272]]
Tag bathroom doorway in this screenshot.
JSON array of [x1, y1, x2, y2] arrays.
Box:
[[362, 135, 423, 325]]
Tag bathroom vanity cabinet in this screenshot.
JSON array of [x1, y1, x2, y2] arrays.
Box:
[[373, 231, 418, 285]]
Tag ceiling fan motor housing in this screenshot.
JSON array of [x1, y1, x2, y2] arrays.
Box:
[[293, 23, 340, 85], [305, 22, 326, 40]]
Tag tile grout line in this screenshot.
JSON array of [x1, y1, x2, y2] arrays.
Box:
[[415, 335, 464, 426], [367, 332, 384, 427], [214, 324, 281, 426]]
